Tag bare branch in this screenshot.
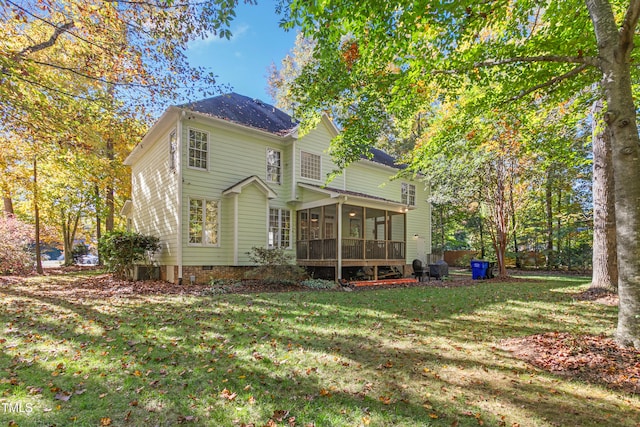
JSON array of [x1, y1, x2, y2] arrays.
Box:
[[506, 64, 589, 103], [18, 21, 75, 56], [473, 55, 599, 68], [27, 59, 154, 88]]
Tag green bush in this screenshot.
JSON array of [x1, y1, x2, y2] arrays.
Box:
[[245, 246, 306, 285], [99, 231, 160, 280]]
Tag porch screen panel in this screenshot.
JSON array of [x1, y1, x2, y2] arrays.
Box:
[[389, 211, 405, 259], [365, 208, 386, 259], [298, 210, 309, 241], [389, 211, 405, 241]]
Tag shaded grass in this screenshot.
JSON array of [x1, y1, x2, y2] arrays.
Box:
[[0, 274, 638, 426]]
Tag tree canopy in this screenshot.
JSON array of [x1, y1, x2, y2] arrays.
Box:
[[275, 0, 640, 347]]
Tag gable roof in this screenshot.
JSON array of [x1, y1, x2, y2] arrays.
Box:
[[222, 175, 277, 199], [179, 92, 298, 136]]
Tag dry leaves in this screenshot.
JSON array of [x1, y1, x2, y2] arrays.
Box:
[[502, 332, 640, 394]]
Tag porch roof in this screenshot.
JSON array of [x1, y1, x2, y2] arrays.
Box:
[[298, 183, 414, 211]]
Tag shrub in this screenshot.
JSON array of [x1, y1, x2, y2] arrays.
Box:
[[0, 215, 34, 275], [299, 278, 338, 290], [72, 243, 89, 264], [99, 231, 160, 280], [203, 278, 243, 295], [246, 246, 306, 285]]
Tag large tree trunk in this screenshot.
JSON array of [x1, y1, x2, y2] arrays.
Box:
[[590, 98, 618, 292], [587, 0, 640, 347], [3, 196, 13, 216]]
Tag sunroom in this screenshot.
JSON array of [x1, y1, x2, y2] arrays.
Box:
[[294, 184, 413, 280]]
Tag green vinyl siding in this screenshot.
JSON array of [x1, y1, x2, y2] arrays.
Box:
[[130, 125, 180, 265]]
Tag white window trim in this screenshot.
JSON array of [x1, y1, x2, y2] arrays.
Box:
[[266, 147, 282, 184], [187, 197, 220, 247], [268, 207, 292, 249], [300, 150, 322, 181], [187, 127, 210, 171]]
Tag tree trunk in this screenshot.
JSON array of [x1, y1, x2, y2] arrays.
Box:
[[587, 0, 640, 347], [105, 139, 115, 232], [33, 157, 43, 274], [590, 98, 618, 292], [3, 196, 14, 216], [545, 169, 554, 270]]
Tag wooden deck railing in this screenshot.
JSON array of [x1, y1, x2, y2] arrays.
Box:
[[297, 239, 405, 260]]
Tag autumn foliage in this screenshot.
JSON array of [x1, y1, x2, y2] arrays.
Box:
[[0, 214, 34, 275]]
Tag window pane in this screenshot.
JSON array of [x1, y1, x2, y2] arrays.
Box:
[[267, 149, 281, 183], [205, 200, 218, 245], [401, 183, 416, 206], [189, 129, 208, 169], [344, 205, 362, 238], [189, 199, 203, 243], [301, 151, 321, 180], [281, 210, 290, 248]]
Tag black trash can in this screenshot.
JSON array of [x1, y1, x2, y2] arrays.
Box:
[[429, 260, 449, 280]]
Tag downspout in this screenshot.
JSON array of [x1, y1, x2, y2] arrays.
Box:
[[177, 110, 184, 284], [233, 193, 239, 265], [291, 139, 297, 200]]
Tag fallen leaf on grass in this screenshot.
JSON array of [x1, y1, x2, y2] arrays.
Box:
[[272, 409, 289, 421], [220, 388, 237, 401], [55, 392, 71, 401]]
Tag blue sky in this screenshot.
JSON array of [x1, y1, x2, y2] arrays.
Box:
[[186, 2, 298, 103]]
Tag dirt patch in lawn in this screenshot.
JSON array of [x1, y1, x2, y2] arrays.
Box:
[[501, 332, 640, 395], [501, 289, 639, 395]]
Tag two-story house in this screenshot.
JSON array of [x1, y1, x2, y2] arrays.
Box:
[[122, 93, 431, 284]]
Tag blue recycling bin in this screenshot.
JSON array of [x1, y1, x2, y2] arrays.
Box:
[[471, 260, 489, 280]]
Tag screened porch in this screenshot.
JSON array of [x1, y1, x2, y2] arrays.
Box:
[[295, 204, 406, 263]]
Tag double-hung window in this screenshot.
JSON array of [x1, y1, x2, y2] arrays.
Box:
[[401, 183, 416, 206], [268, 208, 291, 249], [189, 198, 219, 245], [188, 129, 208, 170], [266, 148, 281, 184], [300, 151, 321, 180]]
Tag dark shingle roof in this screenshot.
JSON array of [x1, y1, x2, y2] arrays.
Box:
[[179, 92, 297, 136], [179, 92, 403, 168], [365, 147, 405, 169]]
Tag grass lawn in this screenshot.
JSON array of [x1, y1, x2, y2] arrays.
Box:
[[1, 272, 638, 426]]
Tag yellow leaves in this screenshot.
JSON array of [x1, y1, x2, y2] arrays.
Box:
[[100, 417, 112, 426]]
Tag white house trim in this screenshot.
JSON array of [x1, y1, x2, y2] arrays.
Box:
[[222, 175, 277, 199]]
